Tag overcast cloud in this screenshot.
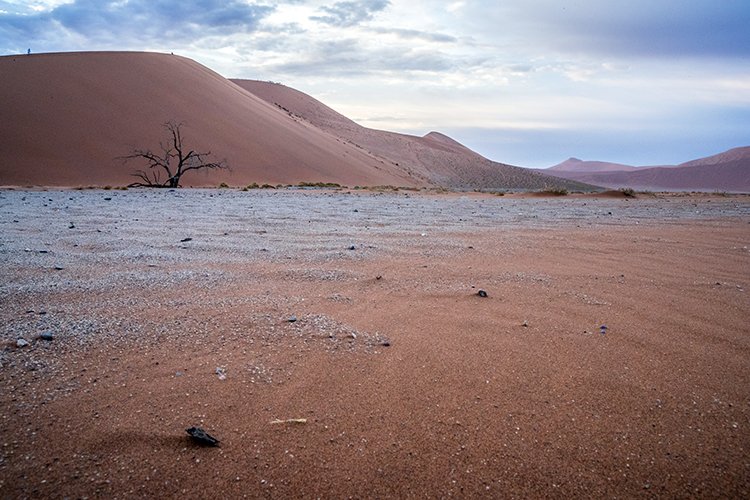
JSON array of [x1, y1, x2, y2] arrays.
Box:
[[1, 0, 748, 167]]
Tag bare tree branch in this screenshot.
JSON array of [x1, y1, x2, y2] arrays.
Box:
[[119, 121, 229, 188]]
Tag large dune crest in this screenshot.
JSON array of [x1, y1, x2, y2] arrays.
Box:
[[0, 52, 416, 187], [1, 51, 594, 190]]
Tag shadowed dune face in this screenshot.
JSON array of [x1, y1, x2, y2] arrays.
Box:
[[0, 52, 417, 188], [232, 79, 597, 192]]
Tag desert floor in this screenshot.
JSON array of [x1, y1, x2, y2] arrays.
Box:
[[1, 189, 749, 498]]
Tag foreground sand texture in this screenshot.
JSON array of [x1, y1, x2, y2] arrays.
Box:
[[1, 190, 749, 497]]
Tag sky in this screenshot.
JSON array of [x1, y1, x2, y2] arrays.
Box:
[[1, 0, 749, 168]]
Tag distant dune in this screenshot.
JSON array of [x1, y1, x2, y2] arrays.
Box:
[[0, 51, 592, 191], [679, 146, 750, 168], [549, 158, 639, 173], [548, 147, 750, 192]]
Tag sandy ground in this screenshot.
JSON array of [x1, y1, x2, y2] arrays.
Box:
[[1, 189, 749, 498]]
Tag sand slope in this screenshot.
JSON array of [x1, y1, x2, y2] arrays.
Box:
[[1, 190, 748, 497], [549, 158, 639, 173], [0, 52, 416, 187], [232, 80, 595, 191], [548, 147, 750, 192]]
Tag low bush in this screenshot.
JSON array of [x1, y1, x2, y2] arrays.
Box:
[[540, 187, 568, 196]]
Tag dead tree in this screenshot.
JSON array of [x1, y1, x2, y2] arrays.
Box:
[[121, 121, 228, 188]]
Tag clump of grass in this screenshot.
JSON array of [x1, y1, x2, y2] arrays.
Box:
[[540, 187, 568, 196], [620, 187, 636, 198], [245, 183, 278, 190], [298, 181, 342, 188], [218, 182, 230, 189], [103, 185, 112, 190]]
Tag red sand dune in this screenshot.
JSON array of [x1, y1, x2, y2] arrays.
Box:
[[0, 52, 415, 187], [1, 51, 591, 191], [548, 147, 750, 192], [231, 79, 594, 191], [679, 146, 750, 168], [548, 157, 639, 173]]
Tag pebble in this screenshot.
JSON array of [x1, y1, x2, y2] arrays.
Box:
[[348, 245, 356, 250], [180, 237, 193, 243], [288, 315, 298, 323], [16, 338, 30, 348], [39, 331, 54, 341], [477, 289, 488, 298], [186, 427, 220, 447]]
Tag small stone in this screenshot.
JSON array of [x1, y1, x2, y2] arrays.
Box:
[[180, 237, 193, 243], [381, 341, 391, 347], [68, 222, 75, 229], [287, 315, 297, 323], [186, 427, 220, 447], [348, 245, 356, 250], [39, 331, 54, 341], [353, 209, 359, 213], [477, 290, 488, 298], [53, 265, 65, 271], [522, 320, 529, 327], [16, 339, 29, 348]]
